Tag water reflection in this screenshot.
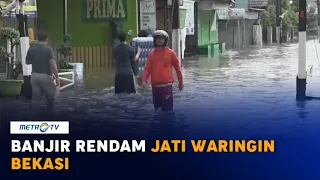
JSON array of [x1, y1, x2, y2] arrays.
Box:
[[81, 67, 115, 90], [296, 101, 308, 120]]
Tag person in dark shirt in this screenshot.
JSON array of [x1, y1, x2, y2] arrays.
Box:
[[113, 31, 141, 94], [26, 34, 59, 109]]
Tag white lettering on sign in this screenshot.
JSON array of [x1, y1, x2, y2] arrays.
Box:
[[85, 0, 126, 19]]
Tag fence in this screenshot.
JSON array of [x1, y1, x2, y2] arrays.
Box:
[[53, 45, 114, 69], [262, 26, 299, 43], [58, 71, 75, 91]]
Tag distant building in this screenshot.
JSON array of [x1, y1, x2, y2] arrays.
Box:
[[217, 0, 267, 49]]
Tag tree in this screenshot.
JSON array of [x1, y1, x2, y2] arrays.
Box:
[[0, 27, 20, 79], [306, 6, 317, 29], [260, 5, 276, 28], [281, 0, 299, 34], [262, 1, 298, 34]]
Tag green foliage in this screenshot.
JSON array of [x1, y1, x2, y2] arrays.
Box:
[[30, 40, 38, 44], [260, 0, 298, 33], [307, 6, 317, 28], [281, 0, 299, 33], [57, 44, 72, 56], [0, 27, 20, 46], [0, 27, 20, 79], [260, 5, 276, 28], [57, 34, 73, 69], [0, 46, 11, 60]]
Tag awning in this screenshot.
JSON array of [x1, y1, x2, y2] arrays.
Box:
[[216, 9, 229, 20]]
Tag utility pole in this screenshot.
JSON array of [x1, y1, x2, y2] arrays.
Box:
[[296, 0, 307, 100], [317, 0, 320, 39], [276, 0, 281, 44], [171, 0, 181, 61], [63, 0, 68, 59], [279, 0, 282, 44]]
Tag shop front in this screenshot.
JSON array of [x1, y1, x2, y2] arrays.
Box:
[[37, 0, 139, 68]]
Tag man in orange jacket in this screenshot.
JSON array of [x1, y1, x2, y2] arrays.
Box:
[[142, 30, 184, 111]]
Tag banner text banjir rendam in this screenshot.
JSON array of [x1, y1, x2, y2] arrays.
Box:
[[11, 140, 275, 170]]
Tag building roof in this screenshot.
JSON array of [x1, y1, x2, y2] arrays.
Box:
[[248, 0, 268, 8]]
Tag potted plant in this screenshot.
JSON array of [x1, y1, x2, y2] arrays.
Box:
[[56, 34, 73, 88], [57, 34, 73, 73], [0, 27, 23, 97]]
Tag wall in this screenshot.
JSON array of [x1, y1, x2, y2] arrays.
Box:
[[37, 0, 138, 68], [37, 0, 63, 45], [38, 0, 138, 46], [218, 19, 256, 49], [197, 10, 218, 47]]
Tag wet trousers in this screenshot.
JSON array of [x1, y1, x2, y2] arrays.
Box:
[[152, 85, 173, 111]]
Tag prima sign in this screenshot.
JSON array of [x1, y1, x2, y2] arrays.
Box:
[[83, 0, 128, 21]]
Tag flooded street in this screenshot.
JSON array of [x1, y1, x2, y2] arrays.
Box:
[[2, 42, 320, 152], [2, 41, 320, 179], [2, 41, 320, 134]]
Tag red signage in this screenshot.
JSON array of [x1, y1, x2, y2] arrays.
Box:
[[300, 10, 305, 18]]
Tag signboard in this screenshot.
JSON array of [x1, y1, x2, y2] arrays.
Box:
[[180, 0, 195, 35], [139, 0, 156, 34], [235, 0, 248, 11], [229, 8, 245, 19], [83, 0, 128, 21], [179, 9, 187, 29], [0, 0, 37, 17]]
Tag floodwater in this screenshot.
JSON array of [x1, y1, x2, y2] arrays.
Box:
[[2, 40, 320, 179], [2, 40, 320, 135]]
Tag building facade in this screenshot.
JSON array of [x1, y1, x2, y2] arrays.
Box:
[[217, 0, 267, 49], [37, 0, 139, 68], [197, 0, 230, 55]]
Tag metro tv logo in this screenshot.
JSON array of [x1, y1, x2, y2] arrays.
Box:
[[10, 121, 69, 134], [20, 123, 59, 132]]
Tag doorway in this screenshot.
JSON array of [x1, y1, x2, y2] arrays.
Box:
[[184, 2, 198, 56]]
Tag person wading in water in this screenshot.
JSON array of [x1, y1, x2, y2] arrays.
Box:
[[142, 30, 184, 111], [113, 31, 142, 94], [26, 33, 59, 110]]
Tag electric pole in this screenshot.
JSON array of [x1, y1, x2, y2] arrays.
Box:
[[276, 0, 282, 44], [171, 0, 181, 60], [317, 0, 320, 39], [296, 0, 307, 100]]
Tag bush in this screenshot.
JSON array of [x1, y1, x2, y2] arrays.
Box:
[[0, 27, 20, 79]]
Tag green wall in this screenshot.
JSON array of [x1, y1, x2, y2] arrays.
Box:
[[37, 0, 63, 45], [198, 10, 218, 46], [37, 0, 138, 46]]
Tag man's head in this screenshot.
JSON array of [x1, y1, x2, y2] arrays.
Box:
[[153, 30, 169, 47], [37, 33, 49, 43], [138, 30, 149, 37], [118, 31, 127, 43], [155, 36, 165, 46]]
